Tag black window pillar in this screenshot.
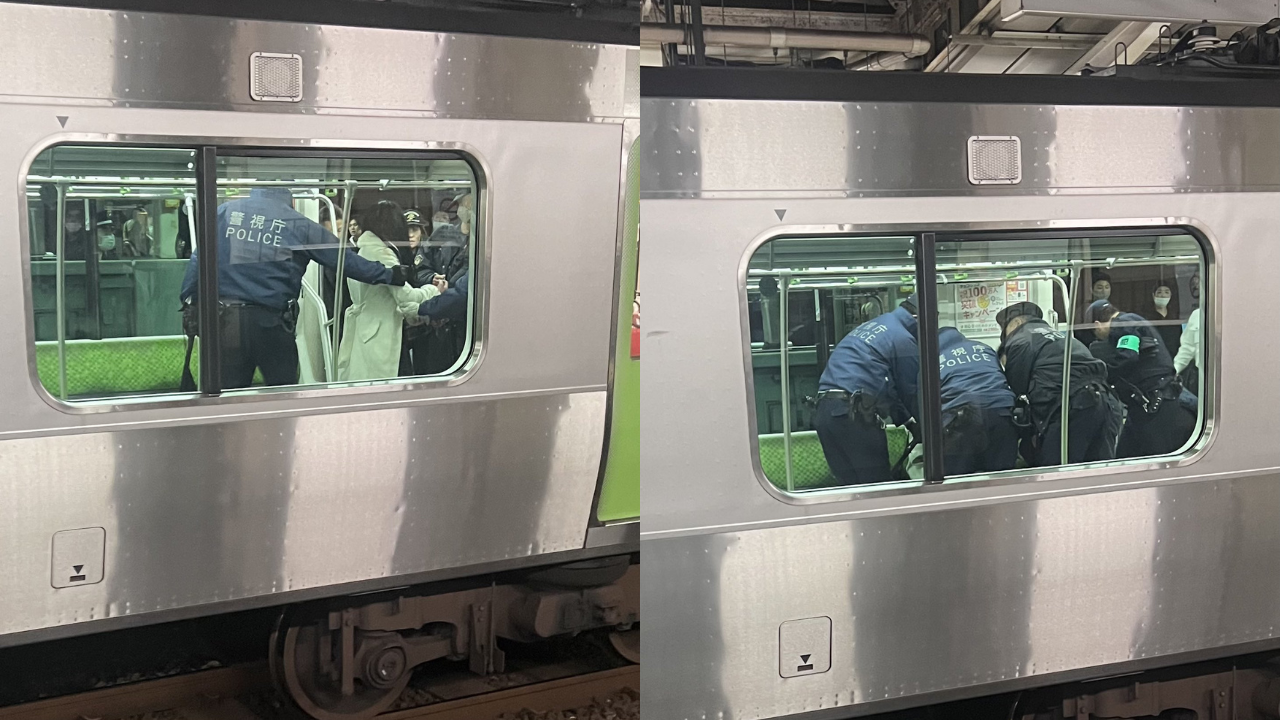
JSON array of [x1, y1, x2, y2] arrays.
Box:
[[915, 232, 944, 484], [195, 146, 221, 395]]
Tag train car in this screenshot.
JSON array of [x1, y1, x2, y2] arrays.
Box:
[[0, 3, 638, 718], [640, 63, 1280, 720]]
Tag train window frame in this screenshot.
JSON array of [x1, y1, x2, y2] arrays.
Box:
[[739, 219, 1215, 504], [21, 140, 488, 412]]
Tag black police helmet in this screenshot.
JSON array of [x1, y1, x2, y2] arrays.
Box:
[[995, 301, 1043, 328], [404, 209, 425, 228]]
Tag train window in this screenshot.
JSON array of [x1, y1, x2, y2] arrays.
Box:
[[26, 145, 202, 402], [207, 153, 477, 392], [746, 228, 1206, 494], [25, 144, 477, 406], [746, 235, 929, 491]]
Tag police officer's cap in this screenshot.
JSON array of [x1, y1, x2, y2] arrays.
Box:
[[995, 301, 1042, 327], [404, 209, 425, 228], [1084, 299, 1119, 324], [94, 212, 113, 228]]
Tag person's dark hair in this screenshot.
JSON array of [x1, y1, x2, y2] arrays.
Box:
[[1092, 271, 1111, 285], [319, 203, 342, 226], [359, 201, 409, 253]]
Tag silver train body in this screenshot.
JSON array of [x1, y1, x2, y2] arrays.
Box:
[[640, 70, 1278, 719], [0, 4, 637, 646]]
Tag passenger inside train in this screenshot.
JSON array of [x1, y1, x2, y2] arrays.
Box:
[[25, 145, 478, 402], [746, 231, 1205, 491]]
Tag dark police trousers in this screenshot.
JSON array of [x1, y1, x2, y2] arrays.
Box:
[[219, 304, 298, 389], [1116, 390, 1196, 459], [1032, 386, 1122, 466], [813, 394, 893, 485], [942, 406, 1019, 477]]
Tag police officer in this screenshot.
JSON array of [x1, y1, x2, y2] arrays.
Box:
[[400, 208, 433, 375], [179, 187, 412, 389], [937, 327, 1019, 476], [1085, 300, 1196, 458], [813, 296, 919, 485], [403, 202, 470, 375], [996, 301, 1122, 466], [403, 208, 430, 273]]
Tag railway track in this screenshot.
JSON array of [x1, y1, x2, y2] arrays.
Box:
[[0, 664, 639, 720]]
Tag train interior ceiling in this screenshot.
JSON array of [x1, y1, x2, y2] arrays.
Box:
[[639, 0, 1280, 73]]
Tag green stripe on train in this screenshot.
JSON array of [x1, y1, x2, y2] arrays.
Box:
[[595, 141, 640, 523]]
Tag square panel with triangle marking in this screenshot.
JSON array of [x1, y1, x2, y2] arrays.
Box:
[[778, 616, 832, 678], [51, 527, 105, 588]]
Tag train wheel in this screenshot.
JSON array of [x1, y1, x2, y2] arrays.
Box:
[[270, 614, 411, 720], [609, 627, 640, 664]]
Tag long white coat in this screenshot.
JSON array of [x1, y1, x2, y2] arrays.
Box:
[[335, 231, 438, 381]]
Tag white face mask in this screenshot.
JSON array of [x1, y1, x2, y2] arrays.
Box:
[[1093, 287, 1109, 300], [1154, 296, 1170, 308], [98, 233, 116, 251]]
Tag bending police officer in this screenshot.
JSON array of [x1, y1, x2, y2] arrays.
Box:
[[180, 187, 412, 389], [996, 301, 1122, 466], [936, 327, 1019, 476], [1085, 300, 1196, 458], [813, 296, 920, 485]]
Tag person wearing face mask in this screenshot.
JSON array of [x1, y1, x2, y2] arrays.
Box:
[[94, 214, 120, 260], [1086, 300, 1196, 458], [1142, 281, 1181, 360], [996, 302, 1122, 467], [59, 207, 90, 261]]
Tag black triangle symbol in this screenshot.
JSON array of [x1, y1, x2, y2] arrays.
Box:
[[800, 654, 811, 663], [774, 209, 787, 220], [73, 564, 83, 573], [56, 116, 68, 128]]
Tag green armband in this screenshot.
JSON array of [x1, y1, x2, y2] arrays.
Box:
[[1117, 335, 1140, 352]]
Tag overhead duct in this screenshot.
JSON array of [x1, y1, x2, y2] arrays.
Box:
[[847, 51, 920, 71], [640, 23, 932, 56]]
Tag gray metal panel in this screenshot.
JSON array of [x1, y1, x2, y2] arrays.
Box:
[[642, 471, 1280, 719], [0, 3, 634, 122], [639, 97, 1280, 715], [2, 392, 605, 640], [641, 99, 1280, 197], [1002, 0, 1280, 24], [0, 12, 628, 638]]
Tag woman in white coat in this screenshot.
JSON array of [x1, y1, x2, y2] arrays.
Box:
[[336, 201, 441, 381]]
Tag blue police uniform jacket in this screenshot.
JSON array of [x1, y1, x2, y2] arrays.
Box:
[[818, 305, 919, 426], [180, 188, 391, 311], [937, 327, 1016, 415], [417, 272, 469, 323]]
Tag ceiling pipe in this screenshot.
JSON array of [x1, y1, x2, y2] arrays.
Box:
[[847, 51, 914, 71], [640, 22, 932, 56]]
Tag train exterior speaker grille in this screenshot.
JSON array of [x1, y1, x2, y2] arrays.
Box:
[[967, 135, 1022, 185], [250, 52, 304, 103]]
